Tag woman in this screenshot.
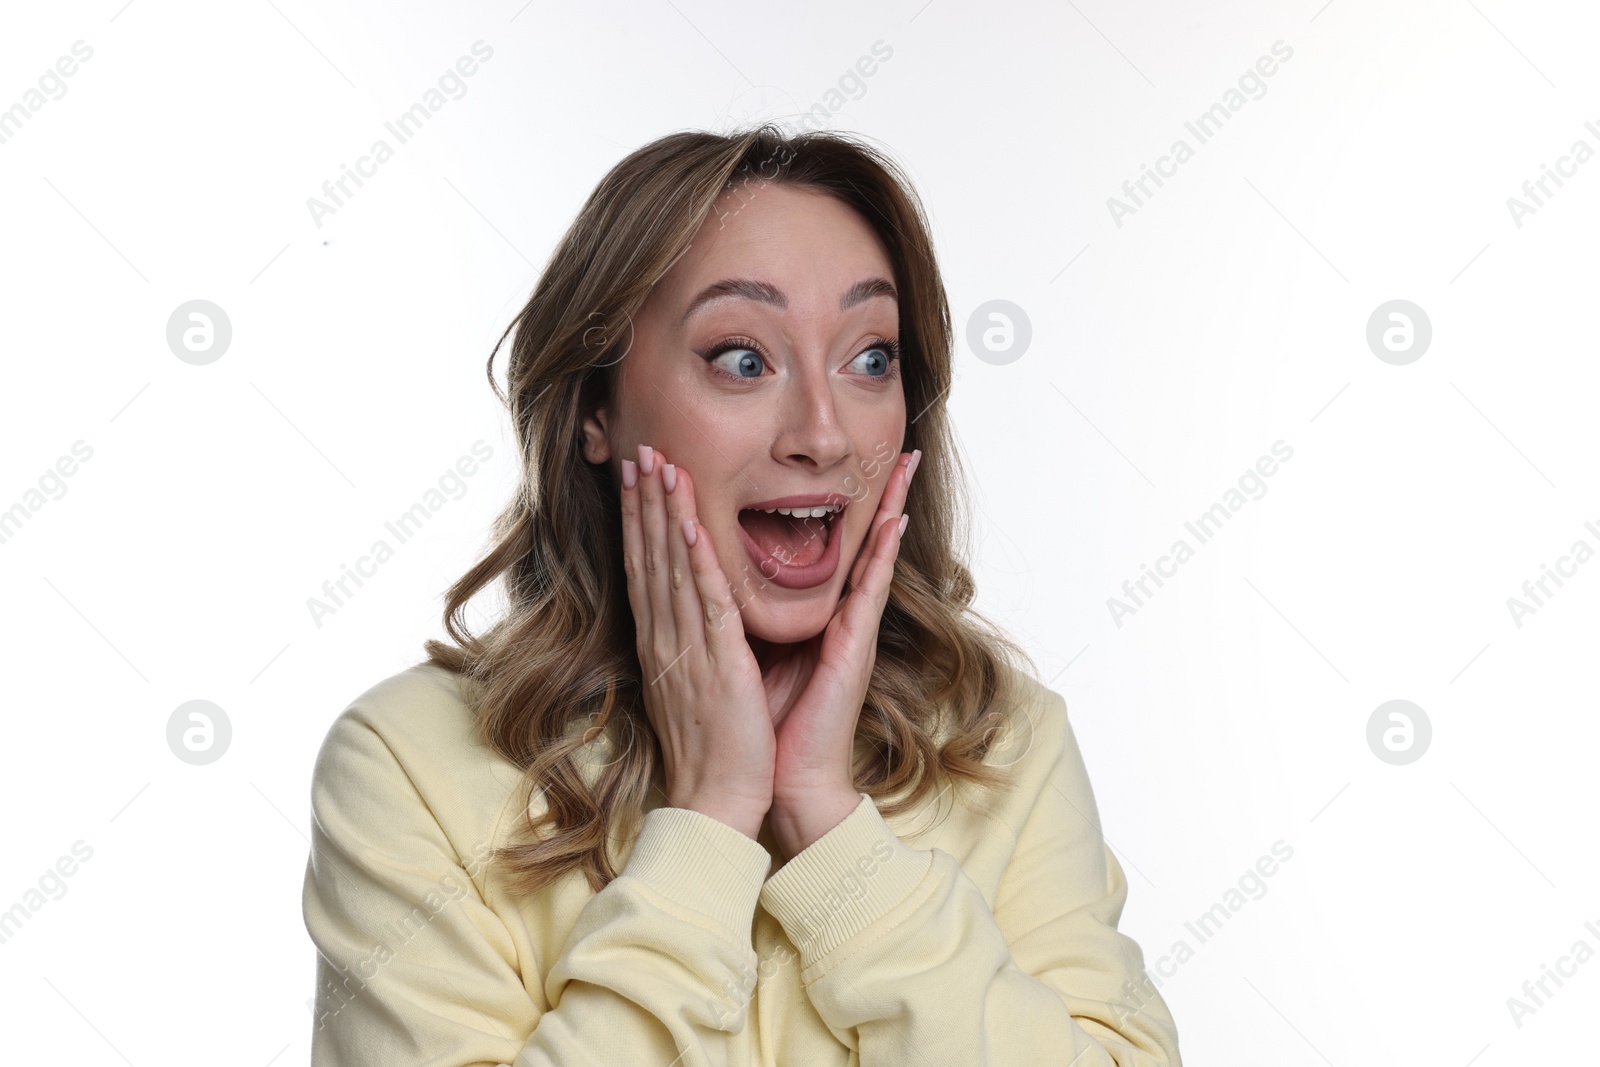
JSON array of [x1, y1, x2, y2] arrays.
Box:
[[302, 124, 1183, 1066]]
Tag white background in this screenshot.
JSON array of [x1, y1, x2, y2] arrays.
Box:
[[1, 0, 1596, 1063]]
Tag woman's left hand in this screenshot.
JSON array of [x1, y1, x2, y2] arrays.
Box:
[[763, 448, 920, 861]]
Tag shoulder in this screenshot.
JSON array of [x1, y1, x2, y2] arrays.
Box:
[[309, 663, 529, 864], [975, 662, 1081, 810], [985, 662, 1113, 857], [929, 659, 1074, 788], [889, 661, 1084, 844], [312, 662, 493, 779], [990, 662, 1074, 776], [315, 661, 482, 750]]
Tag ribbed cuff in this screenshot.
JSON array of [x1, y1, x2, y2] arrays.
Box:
[[623, 806, 773, 936], [759, 793, 932, 966]]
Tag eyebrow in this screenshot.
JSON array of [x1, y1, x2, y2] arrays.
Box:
[[677, 277, 897, 328]]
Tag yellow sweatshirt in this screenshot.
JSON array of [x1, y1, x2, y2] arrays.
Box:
[[301, 662, 1182, 1066]]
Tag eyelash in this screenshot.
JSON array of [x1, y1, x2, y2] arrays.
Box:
[[701, 335, 902, 384]]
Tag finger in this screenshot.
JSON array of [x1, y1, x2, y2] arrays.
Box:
[[635, 443, 677, 657], [885, 447, 920, 517], [675, 469, 752, 664], [846, 509, 895, 598], [846, 449, 918, 594], [618, 454, 651, 642], [839, 510, 907, 636], [660, 461, 711, 656]]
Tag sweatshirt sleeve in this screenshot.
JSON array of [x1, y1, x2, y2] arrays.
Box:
[[302, 710, 775, 1067], [756, 688, 1182, 1067]]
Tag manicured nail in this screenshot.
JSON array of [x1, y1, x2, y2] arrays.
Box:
[[909, 449, 922, 479], [681, 519, 697, 546], [639, 443, 654, 476], [621, 458, 637, 489], [662, 463, 676, 493], [898, 514, 909, 538]]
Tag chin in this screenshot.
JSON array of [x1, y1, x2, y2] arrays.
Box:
[[740, 596, 835, 645]]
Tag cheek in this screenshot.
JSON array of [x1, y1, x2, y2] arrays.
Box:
[[850, 456, 899, 539], [841, 470, 878, 514], [856, 458, 896, 515], [713, 529, 762, 595]]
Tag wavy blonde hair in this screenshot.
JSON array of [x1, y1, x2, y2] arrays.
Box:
[[423, 124, 1039, 895]]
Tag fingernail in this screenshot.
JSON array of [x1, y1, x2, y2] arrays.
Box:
[[909, 449, 922, 479], [681, 519, 697, 546], [639, 443, 654, 476], [898, 514, 910, 537], [662, 463, 676, 493], [621, 458, 637, 489]]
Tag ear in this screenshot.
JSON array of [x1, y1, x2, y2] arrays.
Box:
[[580, 406, 611, 464]]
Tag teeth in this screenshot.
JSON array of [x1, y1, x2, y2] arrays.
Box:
[[754, 504, 842, 519]]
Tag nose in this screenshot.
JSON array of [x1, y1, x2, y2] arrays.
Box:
[[772, 355, 853, 470]]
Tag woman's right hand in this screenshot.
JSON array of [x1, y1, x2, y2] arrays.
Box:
[[619, 442, 775, 840]]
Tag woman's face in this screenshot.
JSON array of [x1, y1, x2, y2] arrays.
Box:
[[582, 181, 907, 647]]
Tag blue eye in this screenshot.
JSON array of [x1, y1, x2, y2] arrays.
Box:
[[700, 335, 902, 383], [851, 338, 901, 377], [704, 338, 767, 379]]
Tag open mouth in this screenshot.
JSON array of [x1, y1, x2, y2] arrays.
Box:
[[736, 507, 842, 569]]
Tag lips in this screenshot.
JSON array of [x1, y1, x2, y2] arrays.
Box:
[[739, 492, 850, 511]]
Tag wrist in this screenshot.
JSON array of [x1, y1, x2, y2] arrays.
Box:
[[771, 771, 857, 807], [668, 794, 768, 841], [768, 786, 862, 860]]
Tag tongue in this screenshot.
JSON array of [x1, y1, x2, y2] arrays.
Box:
[[741, 510, 828, 567]]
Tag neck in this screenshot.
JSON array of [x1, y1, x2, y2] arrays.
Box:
[[748, 635, 783, 671]]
